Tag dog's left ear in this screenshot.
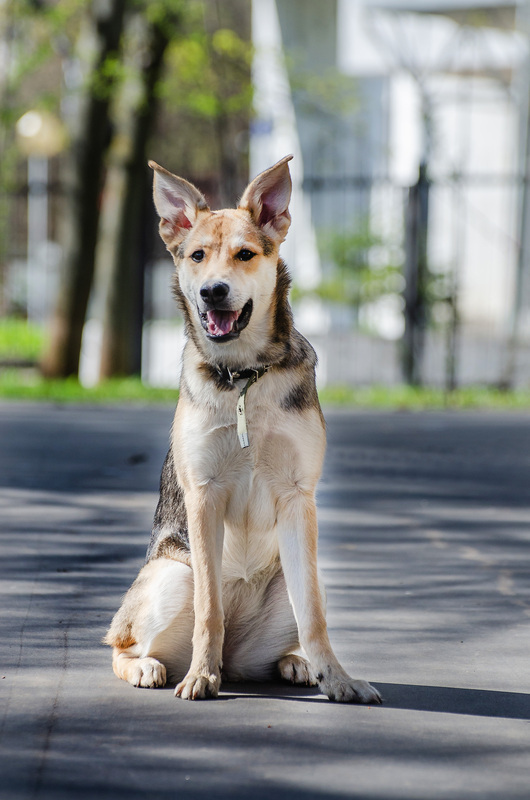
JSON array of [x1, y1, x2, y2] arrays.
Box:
[[239, 155, 293, 243]]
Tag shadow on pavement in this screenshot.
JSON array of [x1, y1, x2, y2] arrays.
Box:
[[376, 683, 530, 720], [212, 680, 530, 721]]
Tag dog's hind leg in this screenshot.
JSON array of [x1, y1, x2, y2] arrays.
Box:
[[277, 653, 316, 686], [111, 649, 167, 688], [105, 558, 194, 687]]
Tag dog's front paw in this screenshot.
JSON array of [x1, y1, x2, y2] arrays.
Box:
[[278, 654, 317, 686], [320, 673, 382, 704], [175, 671, 220, 700], [129, 657, 167, 688]]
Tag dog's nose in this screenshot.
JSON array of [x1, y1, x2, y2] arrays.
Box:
[[200, 282, 230, 305]]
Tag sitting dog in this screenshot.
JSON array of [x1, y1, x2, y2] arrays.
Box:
[[105, 156, 381, 704]]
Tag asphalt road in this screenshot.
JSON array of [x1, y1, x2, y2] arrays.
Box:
[[1, 403, 529, 799]]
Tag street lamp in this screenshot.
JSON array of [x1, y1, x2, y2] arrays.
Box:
[[15, 110, 66, 322]]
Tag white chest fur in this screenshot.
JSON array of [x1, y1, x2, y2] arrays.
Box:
[[172, 372, 325, 583]]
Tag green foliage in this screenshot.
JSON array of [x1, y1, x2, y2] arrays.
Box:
[[296, 223, 453, 337], [295, 226, 403, 314], [422, 268, 458, 328], [89, 53, 129, 102], [1, 0, 86, 108], [160, 24, 253, 120], [0, 318, 46, 361], [141, 0, 185, 27], [152, 1, 252, 190]]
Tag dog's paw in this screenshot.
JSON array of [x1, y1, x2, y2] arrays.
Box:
[[320, 674, 382, 704], [278, 654, 317, 686], [129, 657, 167, 688], [175, 671, 220, 700]]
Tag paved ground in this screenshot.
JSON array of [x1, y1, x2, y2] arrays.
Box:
[[1, 402, 529, 799]]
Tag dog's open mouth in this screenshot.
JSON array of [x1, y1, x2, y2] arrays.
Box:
[[199, 300, 253, 342]]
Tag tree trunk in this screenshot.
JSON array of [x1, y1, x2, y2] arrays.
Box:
[[41, 0, 126, 378], [98, 17, 175, 379]]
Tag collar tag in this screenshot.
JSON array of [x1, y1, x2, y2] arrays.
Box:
[[237, 392, 249, 448], [234, 367, 269, 448]]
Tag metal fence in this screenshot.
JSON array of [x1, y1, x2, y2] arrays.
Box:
[[2, 167, 530, 389], [300, 168, 529, 389]]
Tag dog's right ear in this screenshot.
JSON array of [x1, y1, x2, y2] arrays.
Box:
[[149, 161, 209, 247]]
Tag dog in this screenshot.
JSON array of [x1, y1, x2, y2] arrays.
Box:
[[105, 156, 381, 704]]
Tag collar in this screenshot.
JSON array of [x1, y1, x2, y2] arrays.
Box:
[[214, 363, 270, 389]]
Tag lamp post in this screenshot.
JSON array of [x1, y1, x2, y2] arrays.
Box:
[[15, 110, 66, 322]]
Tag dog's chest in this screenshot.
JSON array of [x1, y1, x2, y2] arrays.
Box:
[[217, 407, 282, 581], [177, 390, 285, 579], [222, 470, 279, 581], [175, 371, 324, 581]]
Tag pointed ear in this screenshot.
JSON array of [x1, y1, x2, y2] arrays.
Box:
[[149, 161, 209, 248], [239, 155, 293, 243]]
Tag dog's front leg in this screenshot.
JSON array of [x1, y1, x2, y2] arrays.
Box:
[[175, 491, 225, 700], [277, 495, 381, 704]]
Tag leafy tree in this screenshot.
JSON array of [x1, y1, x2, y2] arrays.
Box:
[[98, 1, 183, 379], [41, 0, 127, 378], [3, 0, 252, 379], [156, 0, 252, 206], [97, 0, 251, 378]]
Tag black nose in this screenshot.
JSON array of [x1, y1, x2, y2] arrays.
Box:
[[200, 282, 230, 305]]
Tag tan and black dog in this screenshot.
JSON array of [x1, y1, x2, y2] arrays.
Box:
[[105, 156, 381, 703]]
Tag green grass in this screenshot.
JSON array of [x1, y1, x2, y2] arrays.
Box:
[[0, 370, 529, 409], [0, 318, 45, 362], [0, 372, 179, 404], [318, 384, 530, 410], [1, 317, 528, 409]]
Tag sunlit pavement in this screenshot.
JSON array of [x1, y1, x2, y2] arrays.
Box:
[[1, 403, 529, 799]]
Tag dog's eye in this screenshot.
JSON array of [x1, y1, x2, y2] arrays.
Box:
[[191, 250, 205, 263], [237, 249, 255, 262]]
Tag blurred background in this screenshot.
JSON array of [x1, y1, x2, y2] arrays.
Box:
[[1, 0, 530, 392]]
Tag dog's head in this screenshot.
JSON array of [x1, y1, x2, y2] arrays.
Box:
[[149, 156, 293, 363]]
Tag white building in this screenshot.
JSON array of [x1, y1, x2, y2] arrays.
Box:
[[251, 0, 530, 384]]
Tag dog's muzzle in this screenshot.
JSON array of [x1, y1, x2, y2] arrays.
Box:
[[198, 298, 253, 342]]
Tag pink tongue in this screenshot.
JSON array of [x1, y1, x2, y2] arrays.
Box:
[[207, 309, 240, 336]]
